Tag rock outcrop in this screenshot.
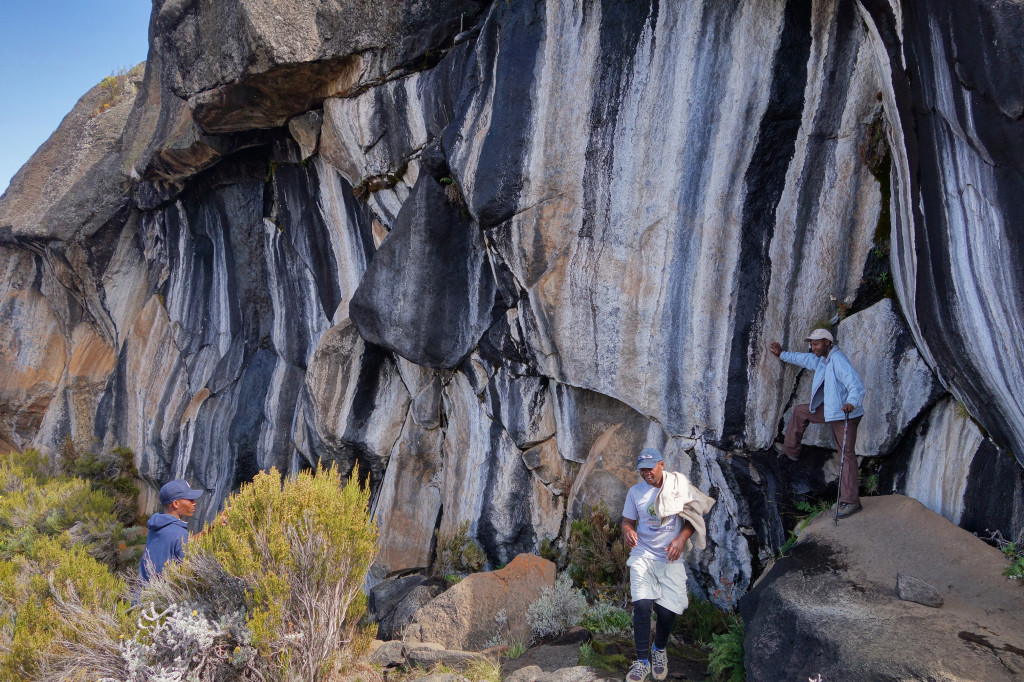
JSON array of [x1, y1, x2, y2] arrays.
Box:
[[741, 495, 1024, 681], [403, 553, 555, 652], [0, 0, 1022, 607]]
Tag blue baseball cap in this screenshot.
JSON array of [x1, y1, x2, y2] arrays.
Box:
[[635, 448, 664, 470], [159, 479, 204, 506]]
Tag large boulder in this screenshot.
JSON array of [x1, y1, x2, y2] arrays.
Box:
[[403, 553, 556, 651], [0, 65, 142, 241], [349, 145, 497, 370], [741, 495, 1024, 680], [152, 0, 486, 132], [370, 575, 447, 641]]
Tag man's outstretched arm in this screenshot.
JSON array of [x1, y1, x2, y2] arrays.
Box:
[[770, 341, 818, 370]]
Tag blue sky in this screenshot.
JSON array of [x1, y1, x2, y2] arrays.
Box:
[[0, 1, 151, 195]]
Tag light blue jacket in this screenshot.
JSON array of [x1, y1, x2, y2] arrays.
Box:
[[780, 347, 865, 422]]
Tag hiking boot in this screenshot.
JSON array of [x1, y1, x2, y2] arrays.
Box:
[[625, 659, 651, 682], [773, 442, 800, 462], [835, 502, 862, 518], [651, 647, 669, 681]]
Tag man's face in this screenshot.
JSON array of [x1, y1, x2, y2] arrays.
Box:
[[172, 498, 197, 518], [639, 460, 664, 486], [810, 339, 831, 357]]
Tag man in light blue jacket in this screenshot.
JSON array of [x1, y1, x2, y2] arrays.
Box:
[[770, 328, 865, 518]]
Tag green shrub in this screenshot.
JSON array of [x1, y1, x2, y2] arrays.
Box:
[[676, 592, 735, 646], [777, 499, 830, 557], [434, 520, 486, 576], [708, 618, 745, 682], [566, 504, 629, 600], [581, 598, 632, 635], [0, 451, 140, 572], [183, 464, 378, 680], [1002, 542, 1024, 582], [505, 640, 528, 659], [0, 537, 130, 680], [60, 440, 141, 526], [0, 451, 140, 679], [538, 537, 560, 563], [578, 641, 600, 668], [527, 572, 587, 639]]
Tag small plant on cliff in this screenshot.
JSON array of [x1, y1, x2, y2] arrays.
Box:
[[1002, 542, 1024, 582], [581, 598, 632, 635], [777, 499, 830, 557], [676, 591, 736, 646], [707, 618, 745, 682], [92, 66, 137, 116], [433, 520, 486, 576], [566, 503, 629, 600], [526, 572, 587, 640], [439, 176, 465, 206]]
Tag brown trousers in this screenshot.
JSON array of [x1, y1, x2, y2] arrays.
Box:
[[782, 404, 861, 504]]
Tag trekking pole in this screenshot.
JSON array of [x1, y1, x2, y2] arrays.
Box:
[[834, 413, 850, 526]]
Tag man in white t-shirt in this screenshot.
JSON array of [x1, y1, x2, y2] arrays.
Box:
[[621, 448, 706, 682]]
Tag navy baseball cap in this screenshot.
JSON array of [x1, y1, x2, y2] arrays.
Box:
[[635, 447, 664, 470], [159, 479, 204, 506]]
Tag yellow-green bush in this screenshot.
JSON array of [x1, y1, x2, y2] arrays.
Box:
[[0, 452, 138, 679], [185, 464, 379, 680], [0, 537, 130, 680], [0, 451, 142, 571], [434, 520, 486, 577]]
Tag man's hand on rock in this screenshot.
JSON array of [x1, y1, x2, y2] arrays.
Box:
[[842, 403, 855, 414], [769, 341, 782, 357]]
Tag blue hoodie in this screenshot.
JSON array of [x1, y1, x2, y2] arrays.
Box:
[[140, 512, 189, 582]]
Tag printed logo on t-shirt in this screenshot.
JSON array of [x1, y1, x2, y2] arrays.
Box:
[[646, 503, 662, 527]]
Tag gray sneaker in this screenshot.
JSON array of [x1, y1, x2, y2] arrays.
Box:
[[835, 501, 862, 518], [651, 647, 669, 681], [625, 659, 651, 682]]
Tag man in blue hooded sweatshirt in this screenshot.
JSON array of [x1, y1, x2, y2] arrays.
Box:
[[139, 479, 203, 582]]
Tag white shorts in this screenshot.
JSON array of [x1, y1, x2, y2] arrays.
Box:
[[627, 555, 689, 614]]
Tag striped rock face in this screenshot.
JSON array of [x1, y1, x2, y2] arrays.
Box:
[[0, 0, 1022, 601]]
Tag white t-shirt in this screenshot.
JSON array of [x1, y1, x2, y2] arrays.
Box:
[[622, 481, 682, 562]]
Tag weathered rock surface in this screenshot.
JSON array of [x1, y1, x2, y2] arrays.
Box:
[[873, 0, 1024, 468], [0, 66, 142, 241], [152, 0, 486, 132], [0, 0, 1022, 628], [741, 495, 1024, 681], [349, 145, 497, 369], [502, 644, 583, 680], [404, 553, 555, 652]]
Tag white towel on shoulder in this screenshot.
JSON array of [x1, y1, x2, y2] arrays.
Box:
[[654, 471, 717, 551]]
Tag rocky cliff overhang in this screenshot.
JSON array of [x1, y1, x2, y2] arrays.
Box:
[[0, 0, 1021, 598]]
